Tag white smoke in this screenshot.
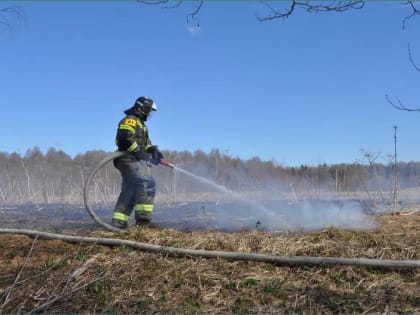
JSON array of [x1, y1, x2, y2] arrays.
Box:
[[155, 164, 379, 232], [267, 200, 378, 232]]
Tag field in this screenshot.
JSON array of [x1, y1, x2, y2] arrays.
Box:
[[0, 201, 419, 314]]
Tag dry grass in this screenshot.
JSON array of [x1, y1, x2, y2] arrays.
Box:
[[0, 213, 419, 314]]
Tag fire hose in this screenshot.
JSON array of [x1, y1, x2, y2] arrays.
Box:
[[82, 151, 173, 233], [0, 228, 419, 270]]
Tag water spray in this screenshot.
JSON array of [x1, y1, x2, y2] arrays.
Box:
[[162, 162, 291, 231]]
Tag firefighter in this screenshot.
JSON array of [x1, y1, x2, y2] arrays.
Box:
[[111, 96, 164, 229]]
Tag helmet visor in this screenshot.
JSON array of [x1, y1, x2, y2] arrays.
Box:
[[150, 101, 157, 111]]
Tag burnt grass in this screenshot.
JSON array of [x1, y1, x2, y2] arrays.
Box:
[[0, 201, 419, 314]]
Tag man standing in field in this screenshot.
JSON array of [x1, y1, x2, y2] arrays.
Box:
[[111, 96, 164, 229]]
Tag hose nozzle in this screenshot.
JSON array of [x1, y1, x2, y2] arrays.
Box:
[[160, 159, 174, 168]]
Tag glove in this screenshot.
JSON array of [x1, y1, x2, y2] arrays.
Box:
[[147, 145, 164, 165], [132, 149, 143, 161]]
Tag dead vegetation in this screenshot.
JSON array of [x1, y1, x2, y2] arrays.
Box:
[[0, 214, 419, 314]]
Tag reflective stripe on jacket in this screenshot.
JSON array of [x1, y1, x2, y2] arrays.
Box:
[[115, 115, 153, 161]]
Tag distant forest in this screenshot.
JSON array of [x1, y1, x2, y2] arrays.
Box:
[[1, 147, 420, 205]]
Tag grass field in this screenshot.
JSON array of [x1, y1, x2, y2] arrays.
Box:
[[0, 208, 419, 314]]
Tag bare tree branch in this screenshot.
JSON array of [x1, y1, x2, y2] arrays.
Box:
[[257, 0, 365, 21], [186, 1, 203, 28], [26, 273, 108, 314], [0, 235, 38, 312], [408, 43, 420, 72], [387, 43, 420, 112], [386, 94, 420, 112], [402, 0, 420, 30], [164, 0, 182, 10], [137, 0, 182, 9], [136, 0, 168, 5], [137, 0, 203, 27], [0, 6, 25, 32]]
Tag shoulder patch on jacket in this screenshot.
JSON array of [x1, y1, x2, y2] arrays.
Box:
[[124, 118, 136, 127]]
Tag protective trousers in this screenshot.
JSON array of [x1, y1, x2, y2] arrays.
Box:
[[112, 160, 156, 226]]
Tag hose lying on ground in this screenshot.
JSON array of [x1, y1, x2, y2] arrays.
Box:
[[83, 151, 127, 233], [399, 209, 420, 216], [0, 228, 419, 270]]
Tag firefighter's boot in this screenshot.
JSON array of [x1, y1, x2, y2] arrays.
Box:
[[111, 218, 128, 229], [135, 211, 152, 225]]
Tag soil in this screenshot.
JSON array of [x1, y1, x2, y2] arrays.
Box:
[[0, 201, 419, 314]]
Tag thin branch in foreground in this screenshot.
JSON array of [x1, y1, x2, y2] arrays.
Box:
[[386, 94, 420, 112], [0, 235, 38, 312], [258, 1, 297, 21], [136, 0, 203, 26], [257, 0, 365, 21], [186, 1, 203, 27], [0, 6, 25, 32], [25, 273, 108, 314], [408, 43, 420, 72], [136, 0, 168, 5], [138, 0, 183, 11], [386, 43, 420, 113], [163, 0, 182, 10], [402, 0, 420, 30]]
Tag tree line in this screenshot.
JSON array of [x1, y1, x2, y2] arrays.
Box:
[[1, 146, 420, 206]]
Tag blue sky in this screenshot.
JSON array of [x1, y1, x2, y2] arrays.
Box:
[[1, 1, 420, 166]]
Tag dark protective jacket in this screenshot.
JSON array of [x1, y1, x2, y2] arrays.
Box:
[[115, 108, 153, 162]]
